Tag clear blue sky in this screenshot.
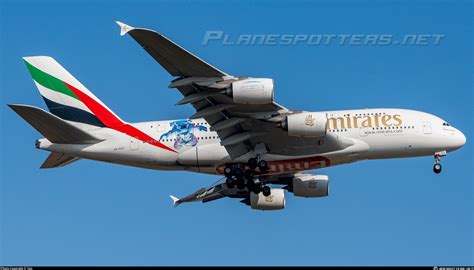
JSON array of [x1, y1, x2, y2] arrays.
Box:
[[1, 0, 472, 266]]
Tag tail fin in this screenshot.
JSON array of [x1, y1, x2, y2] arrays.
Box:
[[23, 56, 124, 129], [8, 104, 103, 144]]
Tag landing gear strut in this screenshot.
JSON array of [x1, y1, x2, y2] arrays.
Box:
[[433, 151, 446, 174]]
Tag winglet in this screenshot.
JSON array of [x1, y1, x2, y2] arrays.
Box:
[[169, 195, 181, 208], [116, 21, 134, 36]]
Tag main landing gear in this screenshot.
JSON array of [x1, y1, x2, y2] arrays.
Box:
[[433, 151, 446, 174], [224, 157, 271, 196], [247, 157, 269, 172]]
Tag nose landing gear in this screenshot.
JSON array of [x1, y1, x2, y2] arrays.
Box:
[[433, 163, 442, 174], [433, 151, 446, 174]]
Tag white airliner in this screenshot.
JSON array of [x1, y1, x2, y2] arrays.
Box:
[[9, 22, 466, 210]]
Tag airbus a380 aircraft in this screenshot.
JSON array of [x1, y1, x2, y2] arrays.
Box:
[[9, 22, 466, 210]]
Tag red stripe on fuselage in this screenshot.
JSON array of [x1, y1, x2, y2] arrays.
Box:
[[65, 82, 177, 153], [216, 156, 332, 176]]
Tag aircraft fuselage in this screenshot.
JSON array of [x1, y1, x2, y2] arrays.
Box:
[[36, 108, 466, 176]]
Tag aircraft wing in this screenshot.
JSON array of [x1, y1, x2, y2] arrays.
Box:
[[117, 22, 351, 159], [169, 178, 230, 208], [169, 174, 294, 208], [116, 21, 227, 78]]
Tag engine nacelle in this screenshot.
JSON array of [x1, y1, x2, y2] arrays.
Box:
[[250, 188, 286, 210], [230, 78, 274, 104], [282, 112, 327, 137], [291, 174, 329, 198]]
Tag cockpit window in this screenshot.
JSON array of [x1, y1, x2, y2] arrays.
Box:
[[442, 122, 450, 127]]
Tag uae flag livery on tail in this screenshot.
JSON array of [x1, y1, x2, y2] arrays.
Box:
[[24, 56, 109, 128], [23, 56, 176, 153]]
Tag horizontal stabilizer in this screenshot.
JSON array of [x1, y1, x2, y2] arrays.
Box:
[[8, 104, 103, 144], [41, 152, 80, 169]]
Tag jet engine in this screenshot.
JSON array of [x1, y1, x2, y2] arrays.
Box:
[[282, 112, 327, 137], [227, 78, 274, 104], [250, 188, 286, 210], [288, 174, 329, 198]]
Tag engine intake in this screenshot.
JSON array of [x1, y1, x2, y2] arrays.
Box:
[[282, 112, 327, 137], [250, 188, 286, 210], [229, 78, 274, 104], [290, 174, 329, 198]]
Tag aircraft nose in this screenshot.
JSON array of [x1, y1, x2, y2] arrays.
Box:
[[450, 129, 466, 150], [457, 130, 467, 147]]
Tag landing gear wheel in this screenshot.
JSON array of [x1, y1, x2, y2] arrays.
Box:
[[262, 186, 271, 196], [224, 166, 233, 178], [248, 158, 258, 170], [258, 160, 268, 173], [252, 184, 262, 194], [232, 166, 244, 178], [247, 180, 262, 194], [236, 179, 246, 190], [433, 163, 442, 174], [225, 178, 235, 188], [244, 169, 254, 180], [246, 180, 254, 190]]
